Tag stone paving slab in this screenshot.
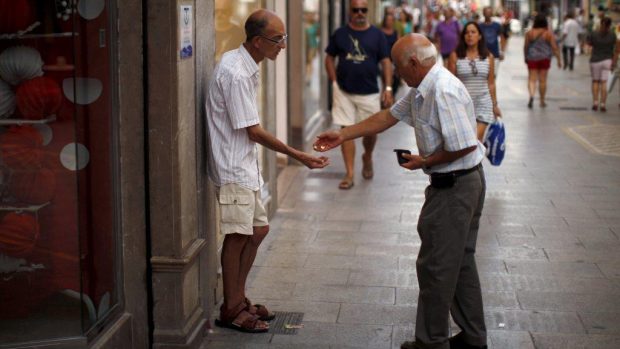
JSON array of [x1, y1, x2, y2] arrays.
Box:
[[348, 270, 418, 288], [517, 291, 620, 313], [337, 304, 416, 325], [579, 312, 620, 335], [292, 284, 395, 305], [596, 262, 620, 279], [315, 230, 401, 245], [354, 244, 419, 257], [480, 274, 620, 294], [266, 240, 357, 256], [531, 333, 620, 349], [544, 248, 620, 263], [304, 254, 398, 271], [248, 266, 350, 287], [485, 309, 585, 333], [504, 260, 604, 278], [270, 322, 392, 348]]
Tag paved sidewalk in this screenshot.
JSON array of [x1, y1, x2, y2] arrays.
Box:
[[202, 37, 620, 349]]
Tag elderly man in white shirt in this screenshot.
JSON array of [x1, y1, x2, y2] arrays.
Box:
[[206, 9, 329, 333], [314, 34, 487, 349]]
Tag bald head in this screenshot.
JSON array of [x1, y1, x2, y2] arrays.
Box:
[[392, 34, 437, 67], [245, 9, 283, 42]]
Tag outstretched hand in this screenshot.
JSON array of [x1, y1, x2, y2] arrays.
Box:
[[313, 130, 344, 152], [298, 152, 330, 169]]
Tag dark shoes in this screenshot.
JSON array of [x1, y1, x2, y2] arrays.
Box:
[[592, 104, 607, 112], [400, 341, 418, 349], [527, 97, 533, 109], [449, 333, 488, 349]]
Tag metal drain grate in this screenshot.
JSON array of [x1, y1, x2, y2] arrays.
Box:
[[566, 124, 620, 156], [268, 311, 304, 335]]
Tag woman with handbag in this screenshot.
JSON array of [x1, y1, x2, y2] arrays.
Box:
[[448, 21, 501, 141], [523, 15, 562, 108]]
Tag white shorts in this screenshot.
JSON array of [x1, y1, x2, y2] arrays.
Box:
[[331, 82, 381, 126], [590, 59, 612, 81], [216, 183, 268, 235]]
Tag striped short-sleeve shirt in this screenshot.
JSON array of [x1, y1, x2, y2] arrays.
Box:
[[456, 58, 494, 123], [206, 45, 264, 190], [390, 64, 485, 174]]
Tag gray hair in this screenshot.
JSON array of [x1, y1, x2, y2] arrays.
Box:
[[400, 44, 437, 67]]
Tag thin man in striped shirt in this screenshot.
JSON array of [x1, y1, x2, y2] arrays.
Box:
[[206, 9, 329, 333]]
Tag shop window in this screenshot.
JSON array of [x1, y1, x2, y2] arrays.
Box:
[[303, 0, 321, 119], [0, 0, 118, 345]]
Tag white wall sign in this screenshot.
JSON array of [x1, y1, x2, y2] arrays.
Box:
[[179, 5, 193, 59]]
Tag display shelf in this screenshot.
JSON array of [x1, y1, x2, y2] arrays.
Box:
[[0, 32, 76, 40], [0, 202, 50, 213], [0, 115, 56, 125]]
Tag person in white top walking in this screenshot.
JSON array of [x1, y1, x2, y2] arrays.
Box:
[[206, 9, 329, 333], [561, 12, 580, 71]]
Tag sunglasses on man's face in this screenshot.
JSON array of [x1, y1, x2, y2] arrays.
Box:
[[351, 7, 368, 14], [260, 34, 288, 45]]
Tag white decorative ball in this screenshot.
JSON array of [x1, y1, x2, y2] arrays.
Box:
[[0, 46, 44, 86]]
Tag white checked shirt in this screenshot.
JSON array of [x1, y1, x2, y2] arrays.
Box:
[[390, 64, 485, 175], [206, 45, 264, 190]]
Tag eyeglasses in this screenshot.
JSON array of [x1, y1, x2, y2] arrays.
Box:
[[469, 59, 478, 76], [259, 34, 288, 45], [351, 7, 368, 14]]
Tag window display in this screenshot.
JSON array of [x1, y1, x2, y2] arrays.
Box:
[[303, 0, 321, 119], [0, 0, 117, 345]]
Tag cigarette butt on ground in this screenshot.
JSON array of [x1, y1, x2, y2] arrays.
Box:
[[284, 324, 304, 329]]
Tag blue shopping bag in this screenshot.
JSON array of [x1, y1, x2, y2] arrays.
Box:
[[483, 117, 505, 166]]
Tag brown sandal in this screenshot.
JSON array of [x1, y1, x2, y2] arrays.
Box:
[[338, 177, 354, 190], [245, 297, 276, 321], [216, 301, 269, 333]]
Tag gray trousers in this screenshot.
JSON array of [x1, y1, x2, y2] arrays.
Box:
[[414, 166, 487, 349]]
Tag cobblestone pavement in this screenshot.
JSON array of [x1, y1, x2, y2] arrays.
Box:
[[202, 37, 620, 349]]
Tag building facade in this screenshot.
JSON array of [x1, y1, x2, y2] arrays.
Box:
[[0, 0, 386, 347]]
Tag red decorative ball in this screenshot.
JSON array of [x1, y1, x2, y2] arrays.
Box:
[[0, 212, 39, 258], [8, 167, 56, 205], [16, 77, 62, 120], [0, 125, 44, 169], [0, 0, 37, 34]]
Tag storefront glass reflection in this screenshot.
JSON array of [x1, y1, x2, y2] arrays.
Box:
[[303, 0, 321, 119], [0, 1, 117, 345]]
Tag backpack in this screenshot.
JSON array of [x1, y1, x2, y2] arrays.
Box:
[[483, 118, 505, 166]]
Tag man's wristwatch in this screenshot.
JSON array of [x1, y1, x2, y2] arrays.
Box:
[[385, 86, 393, 93]]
